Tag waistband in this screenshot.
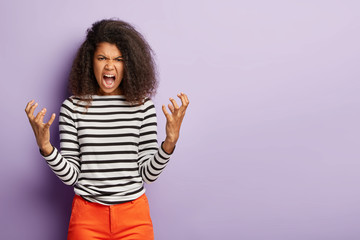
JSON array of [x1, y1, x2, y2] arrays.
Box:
[[75, 193, 147, 207]]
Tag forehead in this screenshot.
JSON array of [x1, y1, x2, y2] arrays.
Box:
[[94, 42, 122, 56]]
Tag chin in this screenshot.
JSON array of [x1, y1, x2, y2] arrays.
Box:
[[99, 87, 121, 95]]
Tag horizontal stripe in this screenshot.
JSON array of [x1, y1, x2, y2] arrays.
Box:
[[57, 167, 71, 178], [77, 125, 141, 131], [60, 130, 77, 136], [62, 103, 150, 115], [61, 148, 79, 152], [78, 175, 139, 181], [150, 160, 166, 172], [80, 150, 138, 156], [144, 113, 156, 120], [79, 142, 138, 147], [81, 167, 139, 173], [78, 133, 139, 139], [82, 159, 138, 164], [82, 180, 142, 189], [60, 139, 79, 145], [139, 139, 158, 145], [52, 161, 67, 173], [43, 96, 171, 205], [74, 102, 135, 108], [73, 117, 143, 123], [46, 151, 60, 163], [139, 147, 158, 153], [59, 122, 75, 128], [72, 97, 128, 102], [63, 171, 77, 185], [139, 131, 156, 137], [142, 122, 157, 128]]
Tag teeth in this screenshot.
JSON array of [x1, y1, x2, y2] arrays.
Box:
[[104, 74, 115, 77]]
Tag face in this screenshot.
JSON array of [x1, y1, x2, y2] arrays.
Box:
[[93, 42, 124, 95]]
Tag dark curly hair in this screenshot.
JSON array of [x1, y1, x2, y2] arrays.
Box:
[[69, 19, 157, 104]]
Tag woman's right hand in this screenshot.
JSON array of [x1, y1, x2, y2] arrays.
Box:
[[25, 100, 56, 156]]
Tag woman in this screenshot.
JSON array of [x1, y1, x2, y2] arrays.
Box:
[[24, 19, 189, 240]]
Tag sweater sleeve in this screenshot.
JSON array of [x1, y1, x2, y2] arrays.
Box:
[[41, 98, 81, 186], [138, 99, 173, 183]]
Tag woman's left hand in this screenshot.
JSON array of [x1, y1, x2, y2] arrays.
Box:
[[161, 92, 189, 154]]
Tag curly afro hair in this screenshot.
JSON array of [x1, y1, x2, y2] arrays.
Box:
[[69, 19, 157, 104]]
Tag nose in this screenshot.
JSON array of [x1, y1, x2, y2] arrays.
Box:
[[105, 60, 115, 70]]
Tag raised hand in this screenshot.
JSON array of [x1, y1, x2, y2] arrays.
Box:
[[25, 100, 56, 156], [161, 92, 189, 154]]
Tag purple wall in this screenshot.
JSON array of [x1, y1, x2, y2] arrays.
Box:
[[1, 0, 360, 239]]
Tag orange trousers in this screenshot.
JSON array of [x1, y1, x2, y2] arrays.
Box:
[[67, 194, 154, 240]]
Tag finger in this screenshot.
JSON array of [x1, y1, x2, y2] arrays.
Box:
[[39, 108, 47, 123], [28, 102, 38, 118], [168, 104, 175, 113], [25, 100, 35, 113], [45, 113, 56, 129], [177, 93, 187, 107], [34, 108, 45, 123], [162, 105, 171, 119], [169, 97, 179, 110], [182, 92, 189, 105]]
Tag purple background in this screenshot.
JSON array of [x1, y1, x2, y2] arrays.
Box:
[[1, 1, 360, 239]]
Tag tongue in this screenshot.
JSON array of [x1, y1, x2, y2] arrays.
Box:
[[104, 77, 114, 86]]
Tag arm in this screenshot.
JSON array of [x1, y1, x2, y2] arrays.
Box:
[[138, 100, 172, 183], [137, 93, 189, 183], [25, 99, 81, 186], [161, 92, 189, 154], [25, 100, 56, 155]]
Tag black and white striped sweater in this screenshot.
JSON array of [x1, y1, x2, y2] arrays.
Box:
[[42, 95, 172, 205]]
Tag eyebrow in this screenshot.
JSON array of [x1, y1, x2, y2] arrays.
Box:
[[96, 54, 123, 59]]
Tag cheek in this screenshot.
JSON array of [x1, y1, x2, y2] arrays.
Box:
[[116, 64, 125, 76], [93, 63, 103, 79], [116, 65, 124, 79]]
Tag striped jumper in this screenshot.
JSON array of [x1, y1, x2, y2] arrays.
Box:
[[41, 95, 172, 205]]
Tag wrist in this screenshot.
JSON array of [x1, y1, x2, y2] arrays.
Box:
[[162, 138, 176, 155], [40, 143, 53, 156]]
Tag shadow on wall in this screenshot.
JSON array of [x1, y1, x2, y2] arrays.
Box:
[[49, 60, 74, 240], [33, 56, 74, 240]]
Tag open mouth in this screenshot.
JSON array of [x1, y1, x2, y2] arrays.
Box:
[[103, 74, 116, 88]]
